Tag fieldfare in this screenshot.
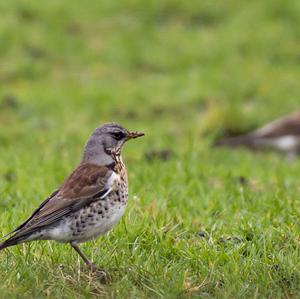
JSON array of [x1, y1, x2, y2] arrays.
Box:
[[215, 111, 300, 156], [0, 123, 144, 272]]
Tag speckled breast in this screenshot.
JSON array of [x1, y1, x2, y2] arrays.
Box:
[[69, 161, 128, 242]]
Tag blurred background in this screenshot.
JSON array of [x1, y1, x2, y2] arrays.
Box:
[[1, 1, 300, 297], [1, 0, 300, 147]]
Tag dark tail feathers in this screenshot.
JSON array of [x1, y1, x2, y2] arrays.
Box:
[[0, 234, 25, 251], [0, 240, 15, 251], [214, 133, 259, 149]]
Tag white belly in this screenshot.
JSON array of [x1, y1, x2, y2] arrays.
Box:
[[45, 203, 126, 243], [257, 136, 300, 152], [77, 204, 126, 242]]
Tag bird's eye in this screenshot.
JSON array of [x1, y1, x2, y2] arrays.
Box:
[[113, 132, 125, 140]]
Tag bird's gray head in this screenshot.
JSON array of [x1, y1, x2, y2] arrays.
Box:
[[82, 123, 144, 165]]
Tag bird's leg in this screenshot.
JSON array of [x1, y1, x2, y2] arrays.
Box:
[[70, 241, 97, 272], [70, 241, 111, 283]]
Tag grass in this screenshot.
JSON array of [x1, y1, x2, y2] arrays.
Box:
[[0, 0, 300, 297]]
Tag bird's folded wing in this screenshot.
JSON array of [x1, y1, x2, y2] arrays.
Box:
[[255, 111, 300, 138], [11, 163, 116, 238]]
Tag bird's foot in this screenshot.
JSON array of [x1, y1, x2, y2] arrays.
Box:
[[87, 262, 98, 272], [87, 263, 111, 284]]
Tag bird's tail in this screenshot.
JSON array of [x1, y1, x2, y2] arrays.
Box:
[[0, 239, 15, 251], [214, 133, 259, 149], [0, 233, 26, 251]]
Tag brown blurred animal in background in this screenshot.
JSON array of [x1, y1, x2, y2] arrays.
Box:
[[215, 111, 300, 157]]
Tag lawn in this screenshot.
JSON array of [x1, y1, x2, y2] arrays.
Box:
[[0, 0, 300, 298]]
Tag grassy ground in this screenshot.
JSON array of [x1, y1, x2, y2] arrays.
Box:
[[1, 0, 300, 298]]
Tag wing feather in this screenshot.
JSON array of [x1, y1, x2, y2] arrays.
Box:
[[4, 163, 116, 242]]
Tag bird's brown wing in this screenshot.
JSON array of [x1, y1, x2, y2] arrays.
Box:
[[215, 111, 300, 148], [10, 189, 60, 234], [6, 163, 115, 241], [255, 111, 300, 138]]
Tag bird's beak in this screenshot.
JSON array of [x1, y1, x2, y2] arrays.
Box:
[[127, 131, 145, 140]]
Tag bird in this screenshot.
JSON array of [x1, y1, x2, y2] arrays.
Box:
[[0, 123, 144, 273], [214, 111, 300, 157]]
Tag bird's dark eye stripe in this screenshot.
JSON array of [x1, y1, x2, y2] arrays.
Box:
[[112, 131, 125, 140]]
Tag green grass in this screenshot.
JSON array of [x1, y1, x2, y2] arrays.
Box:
[[1, 0, 300, 297]]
